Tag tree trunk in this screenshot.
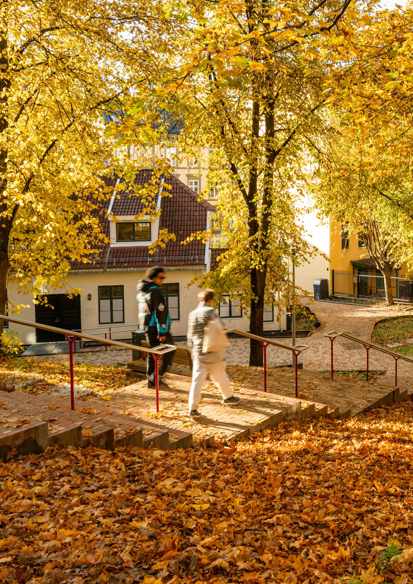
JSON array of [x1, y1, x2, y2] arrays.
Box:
[[0, 9, 10, 338], [247, 95, 262, 366], [0, 247, 8, 335], [249, 268, 265, 366], [382, 264, 394, 306]]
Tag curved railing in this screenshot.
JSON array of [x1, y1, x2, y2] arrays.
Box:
[[0, 314, 175, 412], [228, 328, 309, 397]]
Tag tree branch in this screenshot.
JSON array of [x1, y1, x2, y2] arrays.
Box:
[[373, 186, 413, 220]]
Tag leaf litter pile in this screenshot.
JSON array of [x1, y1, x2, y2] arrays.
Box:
[[1, 402, 413, 584]]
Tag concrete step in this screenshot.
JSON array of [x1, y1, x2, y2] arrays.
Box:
[[313, 403, 329, 418], [81, 419, 115, 450], [299, 402, 316, 420], [398, 389, 411, 401], [100, 413, 144, 448], [168, 429, 193, 449], [114, 428, 144, 448], [0, 421, 48, 461], [49, 422, 82, 447], [326, 406, 341, 419], [143, 429, 170, 449]]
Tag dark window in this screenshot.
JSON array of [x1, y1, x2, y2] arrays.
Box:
[[341, 225, 349, 249], [358, 233, 367, 248], [162, 283, 180, 321], [116, 221, 151, 242], [98, 286, 124, 324], [264, 303, 274, 322], [219, 295, 242, 318]]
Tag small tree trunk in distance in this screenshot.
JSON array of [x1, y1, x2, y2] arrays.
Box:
[[382, 263, 395, 306]]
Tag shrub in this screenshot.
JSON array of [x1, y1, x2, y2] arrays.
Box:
[[0, 330, 24, 356]]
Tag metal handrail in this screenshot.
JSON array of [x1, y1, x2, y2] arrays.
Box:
[[326, 329, 413, 364], [325, 329, 409, 395], [0, 314, 175, 412], [228, 328, 309, 354], [0, 315, 174, 355], [228, 328, 308, 397]]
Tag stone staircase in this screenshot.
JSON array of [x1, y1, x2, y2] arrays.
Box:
[[1, 369, 409, 460], [0, 372, 331, 459], [0, 388, 193, 461]]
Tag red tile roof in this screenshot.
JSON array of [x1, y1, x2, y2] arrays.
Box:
[[73, 171, 214, 271]]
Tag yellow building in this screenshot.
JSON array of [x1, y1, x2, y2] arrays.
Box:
[[330, 220, 413, 301]]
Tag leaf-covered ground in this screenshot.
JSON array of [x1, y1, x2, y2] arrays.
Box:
[[0, 355, 132, 395], [1, 402, 413, 583]]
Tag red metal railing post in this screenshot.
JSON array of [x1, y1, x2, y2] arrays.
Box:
[[262, 342, 268, 392], [67, 335, 76, 410], [104, 332, 108, 351], [329, 337, 335, 381], [154, 354, 160, 413], [109, 327, 112, 340], [366, 346, 370, 381]]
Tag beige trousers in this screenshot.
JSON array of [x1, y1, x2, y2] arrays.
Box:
[[188, 353, 233, 412]]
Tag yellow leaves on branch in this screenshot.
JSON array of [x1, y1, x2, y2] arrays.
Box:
[[1, 0, 173, 291]]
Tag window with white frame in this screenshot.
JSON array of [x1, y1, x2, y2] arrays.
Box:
[[116, 221, 151, 243], [264, 303, 274, 322], [98, 286, 125, 324], [219, 295, 242, 318], [188, 176, 200, 194], [162, 283, 180, 320], [209, 186, 219, 200]]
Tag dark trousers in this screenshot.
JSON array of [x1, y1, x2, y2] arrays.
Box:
[[146, 329, 174, 384]]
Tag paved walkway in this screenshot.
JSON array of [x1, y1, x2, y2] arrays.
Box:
[[301, 299, 413, 390]]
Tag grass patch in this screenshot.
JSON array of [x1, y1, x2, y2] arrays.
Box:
[[372, 315, 413, 346], [376, 542, 402, 573], [392, 344, 413, 357]]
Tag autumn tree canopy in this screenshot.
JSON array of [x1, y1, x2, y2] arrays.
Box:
[[312, 4, 413, 304], [137, 0, 373, 364], [0, 0, 168, 332]]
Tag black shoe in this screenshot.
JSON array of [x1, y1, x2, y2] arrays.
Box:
[[189, 409, 202, 418], [223, 396, 240, 406], [147, 380, 155, 388]]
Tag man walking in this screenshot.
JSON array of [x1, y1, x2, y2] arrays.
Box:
[[187, 289, 240, 417], [136, 266, 174, 387]]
